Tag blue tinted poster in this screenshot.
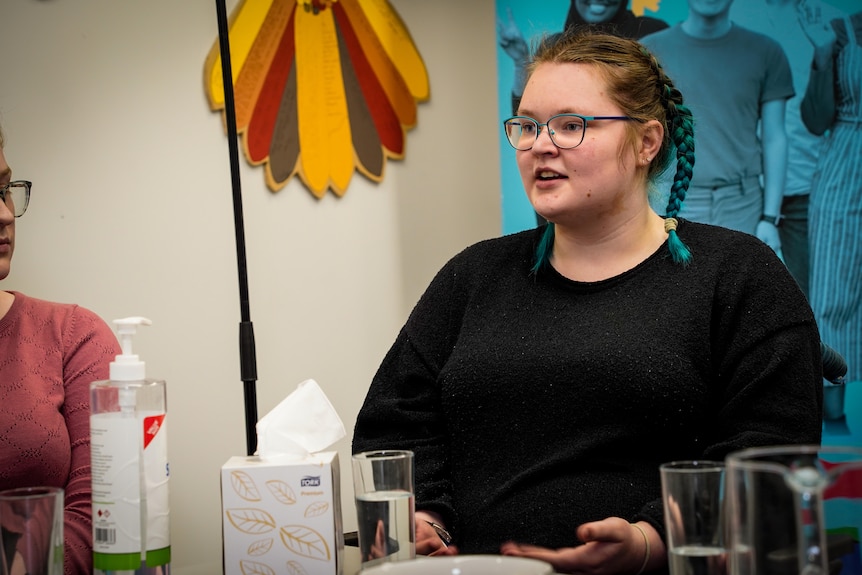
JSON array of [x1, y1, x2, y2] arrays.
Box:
[[497, 0, 862, 559]]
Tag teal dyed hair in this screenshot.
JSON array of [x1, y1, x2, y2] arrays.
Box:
[[531, 224, 555, 275], [525, 31, 695, 273], [664, 101, 695, 265]]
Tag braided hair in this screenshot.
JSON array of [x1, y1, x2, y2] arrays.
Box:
[[527, 30, 695, 273]]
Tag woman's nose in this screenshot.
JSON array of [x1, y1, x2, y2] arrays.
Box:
[[0, 199, 15, 224], [532, 126, 558, 154]]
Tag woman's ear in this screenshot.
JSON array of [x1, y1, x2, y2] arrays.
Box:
[[640, 119, 664, 162]]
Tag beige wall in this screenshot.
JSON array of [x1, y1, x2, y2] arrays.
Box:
[[0, 0, 500, 571]]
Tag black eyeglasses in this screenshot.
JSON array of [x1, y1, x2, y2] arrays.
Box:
[[0, 180, 31, 218], [503, 114, 635, 150]]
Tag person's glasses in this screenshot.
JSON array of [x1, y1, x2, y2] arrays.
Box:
[[0, 180, 31, 217], [503, 114, 635, 150]]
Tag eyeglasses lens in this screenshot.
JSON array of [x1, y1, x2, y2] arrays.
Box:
[[504, 115, 586, 150], [2, 183, 30, 217]]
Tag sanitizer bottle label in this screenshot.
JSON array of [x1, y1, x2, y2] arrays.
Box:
[[91, 411, 170, 569]]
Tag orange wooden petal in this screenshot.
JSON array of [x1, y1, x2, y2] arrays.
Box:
[[205, 0, 277, 110], [245, 7, 297, 164], [234, 0, 293, 131], [356, 0, 429, 101], [338, 0, 417, 128]]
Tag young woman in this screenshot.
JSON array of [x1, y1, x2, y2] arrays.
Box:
[[0, 123, 121, 575], [353, 31, 822, 574]]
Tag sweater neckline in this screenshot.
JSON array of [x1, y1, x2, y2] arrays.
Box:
[[0, 290, 23, 333], [543, 239, 670, 290]]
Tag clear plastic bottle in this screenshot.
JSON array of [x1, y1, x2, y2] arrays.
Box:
[[90, 317, 171, 574]]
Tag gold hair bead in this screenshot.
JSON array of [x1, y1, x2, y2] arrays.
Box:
[[664, 217, 678, 233]]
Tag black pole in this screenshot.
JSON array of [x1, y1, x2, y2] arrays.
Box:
[[215, 0, 259, 457]]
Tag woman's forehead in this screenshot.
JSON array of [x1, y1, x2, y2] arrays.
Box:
[[521, 63, 610, 109]]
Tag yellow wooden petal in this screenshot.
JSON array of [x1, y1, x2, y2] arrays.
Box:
[[295, 6, 355, 197], [204, 0, 277, 110], [356, 0, 429, 101]]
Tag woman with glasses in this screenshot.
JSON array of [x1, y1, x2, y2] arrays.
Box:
[[353, 30, 822, 574], [0, 123, 120, 575]]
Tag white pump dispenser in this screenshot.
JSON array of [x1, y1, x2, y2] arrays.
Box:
[[110, 316, 151, 381], [90, 317, 171, 575]]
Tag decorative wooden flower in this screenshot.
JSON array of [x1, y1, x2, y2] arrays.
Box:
[[204, 0, 430, 198]]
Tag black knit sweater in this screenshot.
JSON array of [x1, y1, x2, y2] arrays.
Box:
[[353, 220, 822, 555]]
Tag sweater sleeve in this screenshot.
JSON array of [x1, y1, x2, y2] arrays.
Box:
[[353, 258, 467, 529], [707, 243, 822, 458], [60, 307, 120, 575], [639, 235, 822, 545]]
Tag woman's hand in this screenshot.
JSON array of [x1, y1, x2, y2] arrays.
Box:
[[797, 0, 836, 68], [496, 7, 529, 64], [415, 511, 459, 557], [500, 517, 663, 575]]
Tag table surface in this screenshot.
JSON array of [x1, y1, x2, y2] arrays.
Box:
[[173, 545, 362, 575]]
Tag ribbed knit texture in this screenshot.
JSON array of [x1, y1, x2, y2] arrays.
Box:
[[0, 291, 120, 575], [353, 220, 822, 558]]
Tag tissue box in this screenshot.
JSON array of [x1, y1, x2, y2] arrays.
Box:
[[221, 452, 344, 575]]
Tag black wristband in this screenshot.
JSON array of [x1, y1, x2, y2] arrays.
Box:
[[760, 213, 784, 227]]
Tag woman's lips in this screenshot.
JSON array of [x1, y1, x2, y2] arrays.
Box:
[[536, 169, 566, 181]]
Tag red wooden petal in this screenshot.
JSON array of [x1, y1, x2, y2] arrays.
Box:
[[247, 7, 297, 164], [333, 2, 404, 156]]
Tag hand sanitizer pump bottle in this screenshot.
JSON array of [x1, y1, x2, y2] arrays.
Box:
[[90, 317, 171, 574]]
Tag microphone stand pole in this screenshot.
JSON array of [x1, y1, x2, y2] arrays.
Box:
[[215, 0, 259, 456]]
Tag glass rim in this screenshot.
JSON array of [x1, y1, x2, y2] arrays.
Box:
[[659, 460, 724, 472], [0, 486, 63, 500], [726, 443, 862, 466], [352, 449, 413, 461]]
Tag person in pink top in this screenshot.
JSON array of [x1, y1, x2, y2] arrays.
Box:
[[0, 123, 121, 575]]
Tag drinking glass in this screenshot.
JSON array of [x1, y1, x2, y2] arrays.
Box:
[[660, 461, 727, 575], [352, 450, 415, 568], [0, 486, 64, 575]]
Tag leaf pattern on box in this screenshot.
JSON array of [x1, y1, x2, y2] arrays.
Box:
[[226, 508, 277, 534], [304, 501, 329, 518], [279, 524, 331, 561], [247, 537, 274, 556], [239, 559, 276, 575], [231, 470, 262, 501], [265, 480, 297, 505], [286, 560, 309, 575]]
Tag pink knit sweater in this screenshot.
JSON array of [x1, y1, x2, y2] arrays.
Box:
[[0, 291, 120, 575]]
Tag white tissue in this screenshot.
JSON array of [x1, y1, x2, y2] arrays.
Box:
[[255, 379, 346, 460]]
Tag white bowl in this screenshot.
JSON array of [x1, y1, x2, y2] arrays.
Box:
[[360, 555, 555, 575]]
